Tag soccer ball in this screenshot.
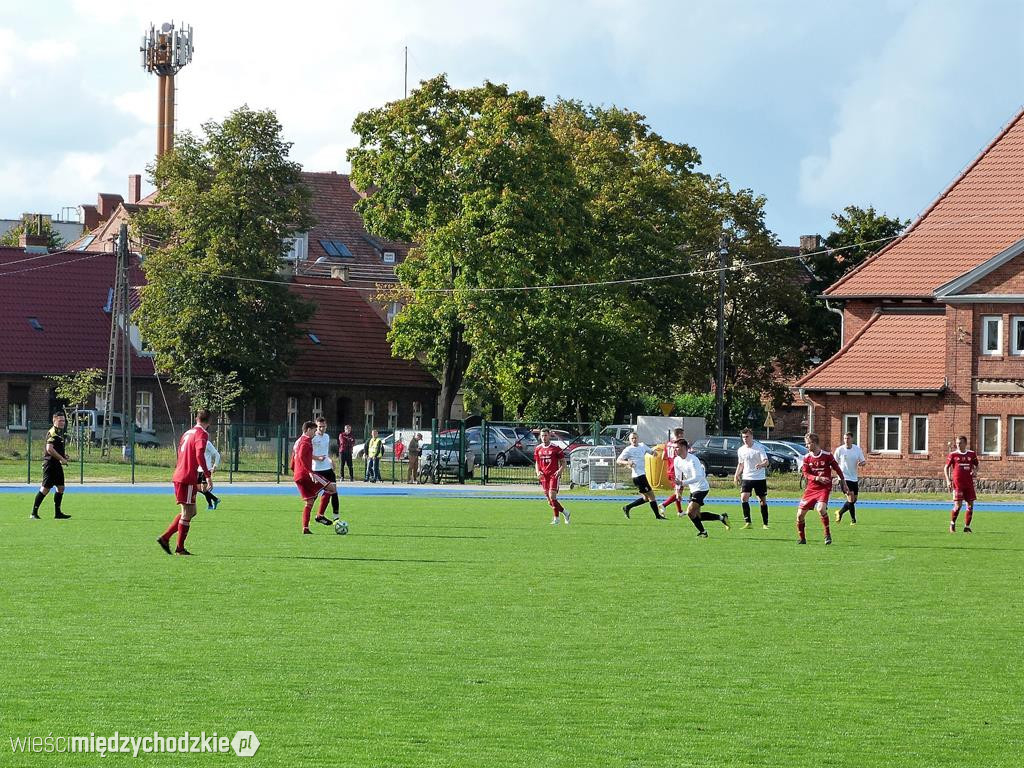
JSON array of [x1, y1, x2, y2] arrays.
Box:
[[334, 519, 349, 535]]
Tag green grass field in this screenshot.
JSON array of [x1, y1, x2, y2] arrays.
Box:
[[1, 493, 1021, 767]]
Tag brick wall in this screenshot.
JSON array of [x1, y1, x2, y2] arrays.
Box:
[[841, 300, 878, 342], [965, 254, 1024, 293]]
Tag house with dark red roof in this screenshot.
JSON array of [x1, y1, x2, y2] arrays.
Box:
[[794, 106, 1024, 490], [3, 170, 439, 441]]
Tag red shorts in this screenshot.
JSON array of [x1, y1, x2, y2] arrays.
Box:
[[799, 483, 831, 509], [538, 474, 560, 494], [174, 482, 198, 505], [295, 472, 330, 500], [952, 483, 976, 503]]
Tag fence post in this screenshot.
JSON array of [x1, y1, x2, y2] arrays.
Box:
[[481, 418, 488, 485], [276, 424, 283, 484], [431, 417, 438, 484], [228, 424, 235, 484], [26, 420, 32, 485], [458, 420, 466, 484], [130, 420, 136, 485], [79, 422, 85, 484]]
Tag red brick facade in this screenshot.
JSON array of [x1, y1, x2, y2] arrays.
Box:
[[796, 108, 1024, 491]]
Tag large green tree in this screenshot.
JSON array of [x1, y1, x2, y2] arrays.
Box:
[[134, 106, 314, 400], [349, 76, 592, 420]]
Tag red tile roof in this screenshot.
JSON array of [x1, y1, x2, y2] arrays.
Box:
[[289, 276, 437, 389], [826, 107, 1024, 298], [793, 310, 947, 391], [0, 247, 154, 375], [298, 171, 407, 283], [0, 248, 437, 391]]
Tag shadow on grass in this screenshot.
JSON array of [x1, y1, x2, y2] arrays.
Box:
[[355, 532, 488, 540]]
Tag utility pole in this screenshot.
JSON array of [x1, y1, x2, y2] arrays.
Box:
[[715, 235, 729, 436], [100, 224, 132, 456]]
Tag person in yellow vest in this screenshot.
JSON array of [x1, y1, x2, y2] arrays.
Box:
[[367, 429, 384, 483]]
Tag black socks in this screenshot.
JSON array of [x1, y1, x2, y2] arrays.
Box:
[[53, 492, 63, 513], [760, 502, 769, 526], [741, 500, 751, 522], [32, 491, 46, 513]]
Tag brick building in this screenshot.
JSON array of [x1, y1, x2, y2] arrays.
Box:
[[794, 107, 1024, 491], [3, 171, 438, 441]]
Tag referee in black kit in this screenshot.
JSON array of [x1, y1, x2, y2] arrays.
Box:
[[31, 412, 73, 520]]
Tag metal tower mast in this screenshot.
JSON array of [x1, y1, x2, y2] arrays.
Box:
[[141, 21, 194, 157]]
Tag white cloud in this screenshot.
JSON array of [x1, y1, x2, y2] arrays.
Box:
[[797, 2, 993, 216]]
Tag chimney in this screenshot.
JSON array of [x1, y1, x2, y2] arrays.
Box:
[[799, 234, 822, 254], [331, 265, 350, 282], [128, 174, 142, 204], [97, 193, 124, 221], [80, 204, 100, 230], [20, 232, 49, 254]]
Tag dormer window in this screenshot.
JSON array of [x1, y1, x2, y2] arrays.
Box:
[[319, 240, 353, 258]]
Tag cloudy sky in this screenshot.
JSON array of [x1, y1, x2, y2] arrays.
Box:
[[1, 0, 1022, 242]]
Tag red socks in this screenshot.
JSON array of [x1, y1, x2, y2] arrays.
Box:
[[820, 513, 831, 537], [302, 504, 312, 530], [161, 513, 182, 542], [965, 509, 973, 527], [797, 519, 806, 540], [950, 509, 959, 523], [318, 493, 332, 516], [176, 519, 190, 550]]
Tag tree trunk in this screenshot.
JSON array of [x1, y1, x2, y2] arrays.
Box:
[[438, 320, 471, 422]]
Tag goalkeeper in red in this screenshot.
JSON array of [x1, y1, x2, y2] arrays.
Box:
[[535, 428, 569, 525], [796, 432, 847, 545]]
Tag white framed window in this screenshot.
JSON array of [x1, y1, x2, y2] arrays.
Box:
[[412, 401, 422, 431], [1011, 316, 1024, 356], [363, 399, 375, 434], [871, 415, 900, 452], [842, 414, 860, 444], [1011, 417, 1024, 455], [387, 400, 399, 431], [312, 397, 323, 421], [283, 232, 308, 262], [135, 391, 153, 432], [386, 301, 400, 326], [981, 315, 1002, 355], [8, 401, 27, 430], [911, 415, 928, 454], [979, 416, 1001, 455], [287, 396, 298, 438]]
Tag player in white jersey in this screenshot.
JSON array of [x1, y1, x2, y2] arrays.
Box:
[[833, 432, 866, 524], [674, 440, 730, 538], [198, 440, 221, 510], [313, 417, 340, 520], [617, 432, 666, 520], [734, 428, 771, 528]]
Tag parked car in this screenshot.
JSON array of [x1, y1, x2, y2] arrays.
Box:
[[688, 436, 798, 476], [69, 409, 161, 447], [353, 431, 395, 460], [531, 428, 575, 449], [763, 440, 809, 463], [564, 434, 627, 455]]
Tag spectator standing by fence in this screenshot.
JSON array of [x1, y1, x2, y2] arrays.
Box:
[[407, 433, 421, 483], [339, 424, 355, 482]]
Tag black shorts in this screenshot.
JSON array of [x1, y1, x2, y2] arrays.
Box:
[[689, 489, 709, 506], [741, 479, 768, 498], [632, 474, 652, 494], [846, 480, 859, 496], [318, 467, 337, 483], [41, 462, 65, 489]]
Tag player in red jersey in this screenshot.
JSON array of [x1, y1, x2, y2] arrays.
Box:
[[293, 421, 337, 534], [535, 428, 569, 525], [944, 435, 979, 533], [659, 428, 685, 516], [157, 410, 213, 555], [797, 432, 847, 545]]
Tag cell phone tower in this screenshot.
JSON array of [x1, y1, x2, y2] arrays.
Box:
[[140, 22, 194, 158]]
